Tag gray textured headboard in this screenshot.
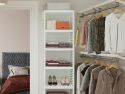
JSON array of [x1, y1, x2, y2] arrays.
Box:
[[2, 52, 30, 83]]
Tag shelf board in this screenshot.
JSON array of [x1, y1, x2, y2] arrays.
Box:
[[80, 52, 117, 57], [46, 48, 73, 51], [44, 10, 74, 13], [45, 30, 73, 33], [45, 85, 73, 89], [80, 51, 125, 61], [45, 67, 73, 70]]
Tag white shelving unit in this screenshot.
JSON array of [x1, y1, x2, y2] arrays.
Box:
[[43, 10, 75, 94]]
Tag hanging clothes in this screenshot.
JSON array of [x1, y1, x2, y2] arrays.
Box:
[[81, 20, 89, 49], [76, 58, 125, 94], [89, 66, 105, 94], [77, 63, 86, 94], [80, 64, 99, 94], [105, 13, 125, 53], [95, 68, 125, 94], [95, 17, 105, 54], [75, 28, 81, 47], [76, 16, 105, 54]]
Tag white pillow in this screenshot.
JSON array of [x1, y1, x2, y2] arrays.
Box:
[[8, 65, 29, 78]]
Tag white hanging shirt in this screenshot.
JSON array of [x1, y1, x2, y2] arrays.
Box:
[[77, 63, 86, 94], [105, 13, 125, 54]]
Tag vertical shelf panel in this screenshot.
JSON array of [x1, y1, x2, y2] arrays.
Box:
[[44, 10, 75, 94]]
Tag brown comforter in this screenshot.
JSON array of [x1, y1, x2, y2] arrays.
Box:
[[1, 75, 30, 94]]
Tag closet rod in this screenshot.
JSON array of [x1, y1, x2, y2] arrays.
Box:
[[80, 53, 120, 62], [80, 2, 119, 18]]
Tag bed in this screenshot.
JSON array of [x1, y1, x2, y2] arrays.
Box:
[[1, 52, 30, 94]]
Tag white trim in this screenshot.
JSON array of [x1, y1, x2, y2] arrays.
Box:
[[0, 1, 40, 94]]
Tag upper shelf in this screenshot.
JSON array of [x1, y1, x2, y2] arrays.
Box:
[[45, 30, 73, 33], [80, 51, 125, 61], [46, 48, 73, 51], [44, 10, 74, 13], [44, 10, 75, 30]]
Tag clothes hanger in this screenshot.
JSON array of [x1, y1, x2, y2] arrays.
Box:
[[108, 58, 119, 70], [108, 64, 119, 69], [98, 8, 110, 17], [113, 3, 124, 15], [113, 8, 124, 15], [83, 8, 97, 20], [83, 58, 94, 65]]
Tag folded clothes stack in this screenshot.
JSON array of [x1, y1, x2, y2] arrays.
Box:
[[46, 42, 72, 48], [46, 60, 72, 67]]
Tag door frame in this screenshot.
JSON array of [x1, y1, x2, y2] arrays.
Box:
[[0, 1, 40, 94]]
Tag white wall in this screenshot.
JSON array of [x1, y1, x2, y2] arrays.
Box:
[[0, 9, 30, 52], [0, 9, 30, 77]]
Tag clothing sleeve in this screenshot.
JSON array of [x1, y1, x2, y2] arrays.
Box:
[[80, 69, 89, 91], [89, 71, 96, 94], [105, 16, 111, 52], [95, 71, 104, 94]]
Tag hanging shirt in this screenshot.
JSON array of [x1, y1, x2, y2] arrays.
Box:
[[75, 28, 81, 47], [105, 13, 125, 53], [87, 20, 93, 53], [77, 63, 86, 94], [81, 20, 89, 48]]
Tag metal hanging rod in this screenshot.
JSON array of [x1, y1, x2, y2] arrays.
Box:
[[80, 2, 120, 18]]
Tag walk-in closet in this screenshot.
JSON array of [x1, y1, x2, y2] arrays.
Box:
[[3, 0, 125, 94], [42, 0, 125, 94]]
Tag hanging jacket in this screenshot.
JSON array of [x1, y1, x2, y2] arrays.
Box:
[[89, 66, 105, 94], [95, 68, 125, 94]]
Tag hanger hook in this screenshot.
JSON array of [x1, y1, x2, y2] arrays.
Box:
[[93, 8, 97, 13], [115, 2, 120, 8]]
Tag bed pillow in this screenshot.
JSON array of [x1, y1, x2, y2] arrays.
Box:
[[8, 65, 29, 78], [1, 75, 30, 94]]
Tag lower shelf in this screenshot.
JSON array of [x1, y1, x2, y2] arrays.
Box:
[[45, 85, 73, 89], [45, 67, 73, 70]]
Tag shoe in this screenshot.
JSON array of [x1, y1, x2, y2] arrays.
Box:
[[53, 75, 57, 85], [65, 76, 70, 86], [61, 76, 65, 86], [48, 75, 52, 86]]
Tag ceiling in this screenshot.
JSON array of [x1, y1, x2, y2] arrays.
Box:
[[7, 0, 111, 11]]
